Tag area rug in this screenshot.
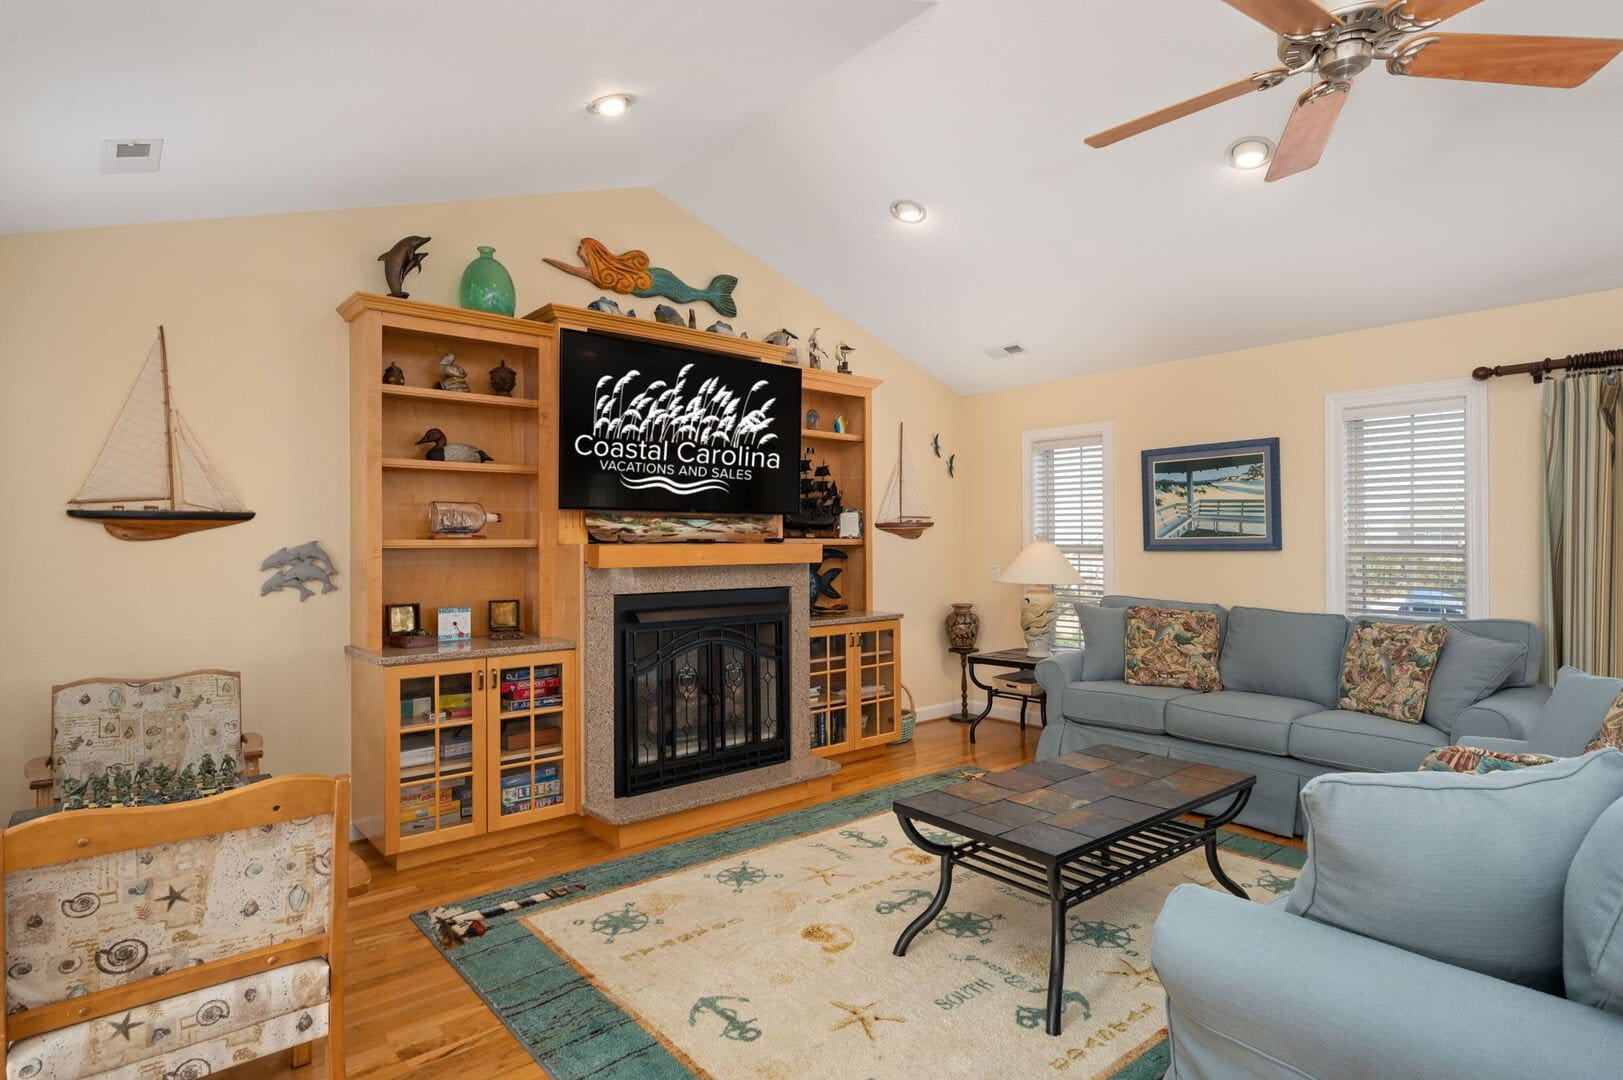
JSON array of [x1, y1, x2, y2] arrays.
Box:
[[413, 769, 1303, 1080]]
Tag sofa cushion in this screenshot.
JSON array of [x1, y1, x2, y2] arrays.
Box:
[[1123, 606, 1223, 692], [1419, 744, 1559, 775], [1288, 710, 1448, 773], [1422, 625, 1527, 732], [1285, 750, 1623, 991], [1219, 606, 1348, 707], [3, 957, 329, 1080], [1060, 680, 1201, 735], [1164, 691, 1322, 756], [1074, 603, 1127, 681], [1448, 617, 1543, 687], [1565, 795, 1623, 1014], [1534, 667, 1623, 757], [1584, 686, 1623, 753], [1337, 619, 1449, 724], [1103, 594, 1228, 640]]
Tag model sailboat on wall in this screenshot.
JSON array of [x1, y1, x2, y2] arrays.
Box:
[[66, 328, 255, 541], [875, 423, 933, 539]]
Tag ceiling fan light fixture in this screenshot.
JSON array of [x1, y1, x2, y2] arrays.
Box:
[[1226, 137, 1275, 171], [587, 93, 635, 118], [889, 199, 927, 224]]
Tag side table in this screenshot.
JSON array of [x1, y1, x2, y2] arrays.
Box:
[[958, 647, 1047, 744]]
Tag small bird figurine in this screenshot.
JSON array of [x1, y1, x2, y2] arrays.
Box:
[[437, 353, 470, 393], [587, 296, 624, 315], [807, 328, 828, 370], [764, 328, 800, 364], [415, 428, 493, 463], [654, 304, 684, 326], [947, 453, 957, 478], [378, 235, 430, 298], [931, 433, 941, 458], [706, 320, 736, 335], [835, 342, 855, 374]]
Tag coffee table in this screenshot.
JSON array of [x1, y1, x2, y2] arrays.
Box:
[[891, 746, 1255, 1035]]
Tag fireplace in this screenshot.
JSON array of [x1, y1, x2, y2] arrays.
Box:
[[614, 587, 791, 797]]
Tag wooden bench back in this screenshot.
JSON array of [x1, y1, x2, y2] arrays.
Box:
[[1, 775, 349, 1050]]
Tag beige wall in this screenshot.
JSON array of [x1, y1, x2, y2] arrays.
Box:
[[0, 188, 967, 811], [956, 287, 1623, 655]]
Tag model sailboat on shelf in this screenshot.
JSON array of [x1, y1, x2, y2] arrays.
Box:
[[875, 423, 933, 539], [66, 328, 255, 541]]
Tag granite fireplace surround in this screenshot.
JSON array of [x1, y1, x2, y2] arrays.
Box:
[[582, 562, 837, 825]]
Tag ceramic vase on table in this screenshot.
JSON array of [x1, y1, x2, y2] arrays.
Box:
[[945, 602, 981, 650], [459, 246, 516, 316]]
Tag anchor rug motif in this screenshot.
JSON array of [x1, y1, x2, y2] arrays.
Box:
[[415, 770, 1302, 1080]]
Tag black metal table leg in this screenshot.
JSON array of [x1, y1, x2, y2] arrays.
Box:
[[1192, 787, 1254, 899], [1045, 863, 1067, 1036], [893, 815, 957, 957], [966, 660, 996, 745]]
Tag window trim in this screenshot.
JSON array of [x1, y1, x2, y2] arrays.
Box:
[[1324, 378, 1490, 619], [1021, 418, 1115, 588]]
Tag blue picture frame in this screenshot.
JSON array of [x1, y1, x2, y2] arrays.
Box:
[[1141, 438, 1281, 551]]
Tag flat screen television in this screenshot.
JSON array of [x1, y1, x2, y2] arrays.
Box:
[[558, 329, 802, 515]]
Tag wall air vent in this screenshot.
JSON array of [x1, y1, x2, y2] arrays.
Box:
[[101, 139, 163, 173], [982, 343, 1026, 360]]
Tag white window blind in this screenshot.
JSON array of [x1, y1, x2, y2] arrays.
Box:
[[1030, 433, 1108, 649], [1339, 397, 1472, 618]]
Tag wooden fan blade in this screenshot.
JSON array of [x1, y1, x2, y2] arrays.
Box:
[[1399, 0, 1489, 22], [1220, 0, 1342, 36], [1266, 84, 1349, 182], [1085, 69, 1289, 148], [1397, 33, 1623, 88]]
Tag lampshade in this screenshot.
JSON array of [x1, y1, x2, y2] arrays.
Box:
[[1000, 541, 1084, 586]]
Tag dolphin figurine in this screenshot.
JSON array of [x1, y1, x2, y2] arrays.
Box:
[[378, 235, 430, 298]]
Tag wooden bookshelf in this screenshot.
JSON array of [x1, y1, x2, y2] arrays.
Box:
[[341, 293, 579, 867]]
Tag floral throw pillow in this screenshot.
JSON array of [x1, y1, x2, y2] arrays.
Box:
[[1123, 606, 1222, 692], [1584, 687, 1623, 753], [1420, 745, 1559, 775], [1338, 620, 1449, 724]]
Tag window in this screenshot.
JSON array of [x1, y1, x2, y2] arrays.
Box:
[[1326, 380, 1489, 619], [1023, 423, 1113, 649]]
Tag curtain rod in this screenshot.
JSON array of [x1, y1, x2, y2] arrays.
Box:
[[1473, 349, 1623, 383]]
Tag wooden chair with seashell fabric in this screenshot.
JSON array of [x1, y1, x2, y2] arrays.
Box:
[[24, 670, 265, 808], [1, 774, 349, 1079]]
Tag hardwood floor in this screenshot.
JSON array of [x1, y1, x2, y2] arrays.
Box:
[[233, 717, 1049, 1079]]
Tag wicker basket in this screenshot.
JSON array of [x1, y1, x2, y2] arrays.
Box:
[[897, 685, 917, 744]]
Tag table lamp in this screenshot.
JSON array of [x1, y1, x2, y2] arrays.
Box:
[[1000, 541, 1085, 657]]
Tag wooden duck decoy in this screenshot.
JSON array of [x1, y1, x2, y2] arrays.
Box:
[[415, 428, 493, 463]]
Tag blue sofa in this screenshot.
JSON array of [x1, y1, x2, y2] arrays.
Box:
[[1150, 751, 1623, 1079], [1035, 595, 1549, 835]]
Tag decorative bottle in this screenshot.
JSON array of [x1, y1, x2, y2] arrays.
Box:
[[429, 501, 502, 536], [459, 246, 516, 316]]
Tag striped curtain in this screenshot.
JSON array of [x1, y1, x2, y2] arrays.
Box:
[[1542, 371, 1622, 677]]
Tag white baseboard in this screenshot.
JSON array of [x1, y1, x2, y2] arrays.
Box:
[[915, 699, 1036, 725]]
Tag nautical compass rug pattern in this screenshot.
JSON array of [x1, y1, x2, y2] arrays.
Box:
[[413, 770, 1303, 1080]]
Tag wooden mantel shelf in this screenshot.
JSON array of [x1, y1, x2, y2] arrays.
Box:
[[584, 542, 824, 570]]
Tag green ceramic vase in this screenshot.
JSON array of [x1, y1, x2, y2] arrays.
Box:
[[459, 246, 516, 316]]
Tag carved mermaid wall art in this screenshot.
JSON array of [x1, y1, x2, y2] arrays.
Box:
[[543, 237, 739, 317]]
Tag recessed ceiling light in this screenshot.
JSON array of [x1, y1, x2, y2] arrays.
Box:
[[889, 200, 927, 224], [587, 93, 635, 118], [1226, 137, 1274, 171]]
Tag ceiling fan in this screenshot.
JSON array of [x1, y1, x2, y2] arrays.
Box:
[[1085, 0, 1623, 181]]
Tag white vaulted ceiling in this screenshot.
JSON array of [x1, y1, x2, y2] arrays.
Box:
[[7, 0, 1623, 393]]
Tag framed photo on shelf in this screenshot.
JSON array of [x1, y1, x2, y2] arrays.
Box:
[[384, 603, 435, 649], [488, 599, 522, 640], [437, 606, 472, 642], [1141, 437, 1281, 552]]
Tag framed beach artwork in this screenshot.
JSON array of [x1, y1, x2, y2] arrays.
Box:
[[1141, 438, 1281, 551]]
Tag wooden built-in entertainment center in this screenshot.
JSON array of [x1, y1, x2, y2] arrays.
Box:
[[340, 294, 903, 866]]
